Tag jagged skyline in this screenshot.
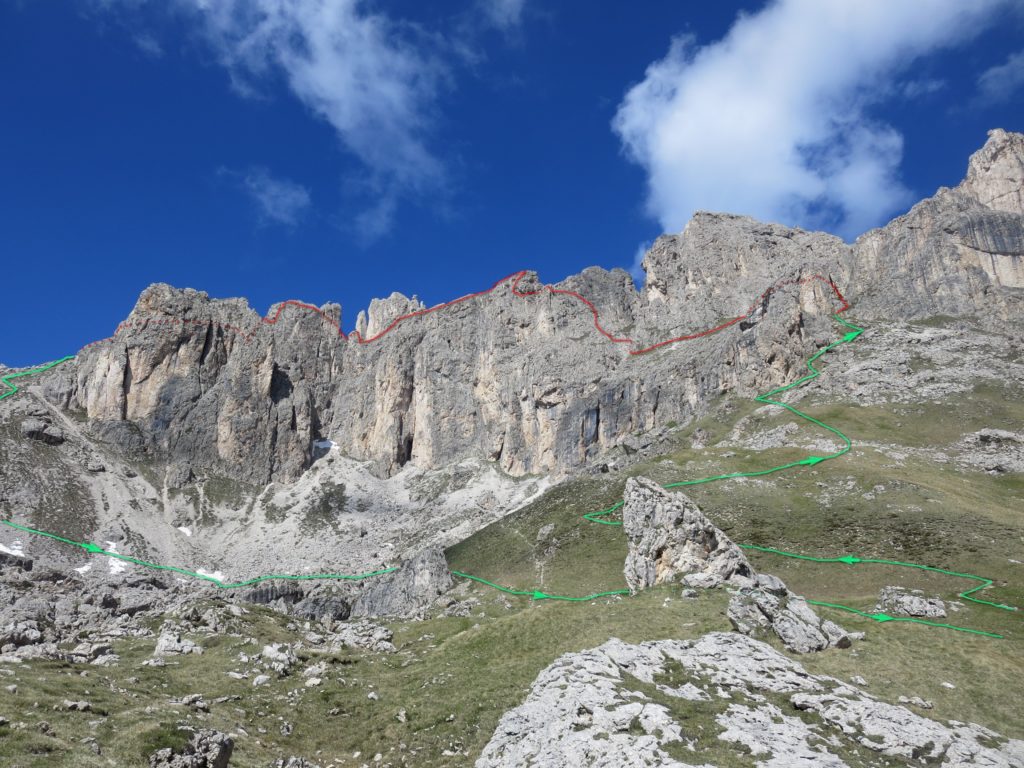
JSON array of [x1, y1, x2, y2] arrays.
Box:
[[1, 0, 1022, 367]]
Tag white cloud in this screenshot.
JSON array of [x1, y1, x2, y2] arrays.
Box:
[[479, 0, 525, 30], [977, 49, 1024, 104], [103, 0, 449, 237], [132, 32, 163, 57], [612, 0, 1012, 241], [901, 78, 945, 98], [239, 167, 311, 225]]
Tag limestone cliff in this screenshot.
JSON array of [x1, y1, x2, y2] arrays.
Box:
[[40, 130, 1023, 486]]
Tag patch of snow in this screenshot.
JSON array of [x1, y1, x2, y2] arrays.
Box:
[[105, 541, 128, 575], [178, 526, 192, 537], [74, 564, 92, 574], [196, 568, 225, 583], [0, 541, 25, 557]]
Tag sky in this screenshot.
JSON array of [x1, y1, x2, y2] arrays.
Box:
[[1, 0, 1022, 367]]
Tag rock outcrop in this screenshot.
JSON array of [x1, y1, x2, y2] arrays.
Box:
[[622, 476, 755, 591], [955, 429, 1024, 474], [876, 586, 947, 619], [476, 632, 1024, 768], [148, 728, 233, 768], [350, 548, 453, 619], [728, 574, 852, 654], [623, 477, 849, 652], [20, 417, 64, 445]]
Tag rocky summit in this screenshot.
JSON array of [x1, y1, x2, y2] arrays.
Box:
[[1, 130, 1023, 766]]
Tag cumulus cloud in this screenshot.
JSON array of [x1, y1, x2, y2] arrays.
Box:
[[613, 0, 1012, 241], [237, 167, 311, 225], [977, 49, 1024, 104]]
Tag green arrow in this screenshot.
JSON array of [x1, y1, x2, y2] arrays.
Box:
[[532, 591, 550, 600], [843, 330, 862, 342], [81, 542, 104, 554], [870, 612, 895, 623], [800, 456, 827, 466], [837, 555, 861, 564]]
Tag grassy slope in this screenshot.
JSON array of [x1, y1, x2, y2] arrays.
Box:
[[3, 321, 1024, 766]]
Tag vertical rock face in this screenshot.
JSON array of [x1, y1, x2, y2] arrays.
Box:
[[961, 128, 1024, 214], [44, 130, 1024, 486]]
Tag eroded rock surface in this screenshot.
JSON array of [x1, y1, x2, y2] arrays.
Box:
[[728, 575, 852, 654], [622, 476, 755, 592], [622, 477, 848, 653], [477, 632, 1024, 768], [876, 586, 948, 619], [351, 548, 453, 619]]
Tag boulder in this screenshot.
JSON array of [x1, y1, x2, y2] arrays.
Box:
[[876, 586, 947, 619], [728, 574, 851, 654], [622, 476, 755, 592], [154, 624, 203, 656], [20, 418, 64, 445], [148, 728, 233, 768], [261, 643, 298, 675]]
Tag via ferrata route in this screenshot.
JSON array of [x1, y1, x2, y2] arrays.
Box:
[[0, 269, 1016, 639]]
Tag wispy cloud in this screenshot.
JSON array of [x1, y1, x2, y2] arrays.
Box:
[[100, 0, 451, 238], [228, 167, 311, 226], [478, 0, 526, 30], [132, 32, 163, 57], [612, 0, 1013, 242], [901, 78, 945, 99], [977, 49, 1024, 104]]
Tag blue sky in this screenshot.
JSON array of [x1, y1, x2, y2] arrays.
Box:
[[2, 0, 1022, 367]]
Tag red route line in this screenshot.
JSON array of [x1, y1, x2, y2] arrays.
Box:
[[76, 271, 849, 357]]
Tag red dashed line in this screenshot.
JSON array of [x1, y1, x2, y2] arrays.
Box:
[[76, 270, 849, 357]]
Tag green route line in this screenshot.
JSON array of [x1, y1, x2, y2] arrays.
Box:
[[0, 356, 76, 402], [740, 544, 1018, 612], [803, 599, 1004, 639], [1, 356, 398, 589], [583, 314, 862, 525], [0, 317, 1018, 628], [575, 314, 1017, 636], [0, 520, 395, 589]]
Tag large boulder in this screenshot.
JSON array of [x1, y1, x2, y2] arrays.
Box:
[[622, 476, 755, 592], [876, 586, 947, 619], [621, 477, 848, 653]]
